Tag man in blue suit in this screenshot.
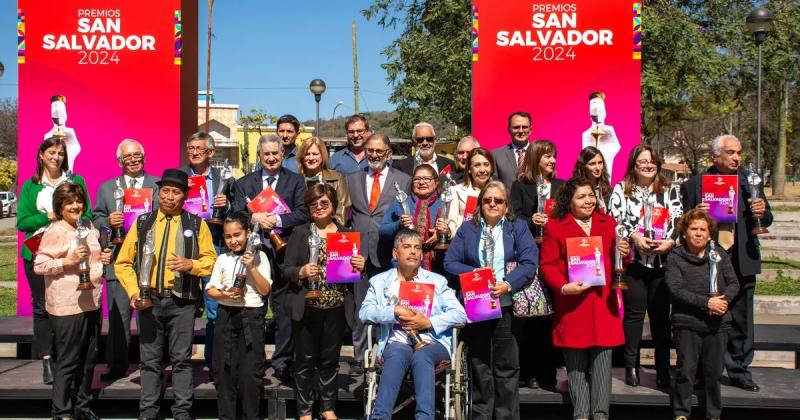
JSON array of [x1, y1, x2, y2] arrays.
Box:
[[232, 134, 309, 382]]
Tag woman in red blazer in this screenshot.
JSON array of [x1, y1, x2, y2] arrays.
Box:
[[540, 177, 629, 420]]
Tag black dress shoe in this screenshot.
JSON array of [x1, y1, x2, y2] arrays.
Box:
[[43, 358, 54, 385], [526, 378, 540, 389], [624, 368, 640, 387], [731, 378, 760, 392], [77, 410, 101, 420]]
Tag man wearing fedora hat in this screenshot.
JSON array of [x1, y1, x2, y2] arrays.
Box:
[[115, 168, 217, 420]]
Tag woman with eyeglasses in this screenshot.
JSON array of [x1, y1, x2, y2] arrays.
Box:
[[540, 177, 630, 420], [17, 137, 92, 385], [379, 164, 447, 271], [445, 147, 495, 240], [281, 184, 366, 420], [296, 137, 352, 225], [444, 180, 538, 419], [509, 140, 562, 390], [608, 145, 683, 388], [572, 146, 612, 212]]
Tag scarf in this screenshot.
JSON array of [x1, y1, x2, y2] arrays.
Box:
[[412, 191, 438, 270]]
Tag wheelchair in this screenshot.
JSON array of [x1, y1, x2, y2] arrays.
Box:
[[362, 324, 471, 419]]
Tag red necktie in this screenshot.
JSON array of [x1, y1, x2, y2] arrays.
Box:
[[369, 171, 381, 212]]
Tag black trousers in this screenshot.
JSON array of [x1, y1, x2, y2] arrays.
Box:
[[269, 283, 293, 374], [24, 259, 53, 359], [622, 263, 671, 378], [463, 306, 520, 420], [105, 280, 133, 374], [292, 306, 346, 417], [50, 309, 100, 418], [137, 295, 196, 419], [511, 315, 558, 385], [673, 328, 727, 419], [213, 305, 266, 420], [724, 274, 756, 382]]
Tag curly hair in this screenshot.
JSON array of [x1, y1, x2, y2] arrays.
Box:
[[676, 209, 718, 241], [52, 182, 87, 220], [571, 146, 611, 201], [550, 177, 595, 220]]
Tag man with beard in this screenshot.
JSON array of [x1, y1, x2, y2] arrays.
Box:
[[493, 111, 533, 190], [346, 132, 411, 375], [277, 114, 302, 174], [393, 122, 456, 177], [93, 138, 160, 382], [330, 114, 372, 175]]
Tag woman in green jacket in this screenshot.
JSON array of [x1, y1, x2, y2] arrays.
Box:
[[17, 137, 92, 384]]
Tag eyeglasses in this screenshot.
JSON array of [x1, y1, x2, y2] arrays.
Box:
[[414, 136, 436, 143], [120, 153, 143, 162], [346, 128, 368, 136], [482, 197, 506, 205], [366, 148, 390, 156], [636, 159, 657, 167], [309, 200, 332, 210], [412, 176, 436, 183], [187, 147, 209, 154], [511, 125, 530, 130]]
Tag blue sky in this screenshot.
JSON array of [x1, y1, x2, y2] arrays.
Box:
[[0, 0, 402, 121]]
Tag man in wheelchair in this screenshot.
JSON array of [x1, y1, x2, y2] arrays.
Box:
[[359, 229, 467, 420]]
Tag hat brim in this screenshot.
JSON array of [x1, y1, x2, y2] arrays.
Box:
[[156, 179, 190, 192]]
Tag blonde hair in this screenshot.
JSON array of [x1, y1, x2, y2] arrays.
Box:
[[296, 137, 331, 176]]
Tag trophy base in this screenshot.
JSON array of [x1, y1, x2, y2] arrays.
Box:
[[208, 217, 224, 225], [305, 290, 322, 299], [136, 297, 153, 310], [413, 340, 431, 352], [751, 225, 769, 235], [111, 238, 124, 245], [708, 292, 721, 297], [611, 281, 629, 290], [76, 281, 95, 291], [229, 286, 244, 298]]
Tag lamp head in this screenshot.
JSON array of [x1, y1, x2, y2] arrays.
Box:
[[309, 79, 326, 97], [746, 7, 775, 45]]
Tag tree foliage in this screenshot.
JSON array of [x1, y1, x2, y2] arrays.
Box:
[[0, 157, 17, 191], [0, 99, 18, 159]]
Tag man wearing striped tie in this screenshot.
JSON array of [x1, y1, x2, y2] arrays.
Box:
[[680, 134, 773, 393], [492, 111, 533, 190]]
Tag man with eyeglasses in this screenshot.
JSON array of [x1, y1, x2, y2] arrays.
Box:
[[493, 111, 533, 190], [393, 122, 456, 177], [179, 131, 236, 379], [93, 138, 161, 382], [454, 135, 480, 182], [276, 114, 302, 173], [346, 132, 411, 375], [330, 114, 373, 175]]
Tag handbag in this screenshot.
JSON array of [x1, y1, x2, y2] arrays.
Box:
[[512, 270, 553, 317]]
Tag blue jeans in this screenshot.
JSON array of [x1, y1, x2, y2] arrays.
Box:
[[372, 340, 449, 420]]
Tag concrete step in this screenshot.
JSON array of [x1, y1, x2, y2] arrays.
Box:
[[762, 249, 800, 260], [760, 269, 800, 280]]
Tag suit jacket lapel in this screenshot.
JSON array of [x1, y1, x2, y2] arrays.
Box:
[[354, 170, 369, 212], [376, 168, 396, 213]]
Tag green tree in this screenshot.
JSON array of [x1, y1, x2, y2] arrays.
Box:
[[363, 0, 471, 135], [0, 99, 17, 158], [0, 157, 17, 191]]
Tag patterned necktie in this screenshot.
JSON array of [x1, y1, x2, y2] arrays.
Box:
[[369, 172, 381, 212], [155, 215, 173, 293], [516, 148, 525, 168], [266, 176, 276, 190]]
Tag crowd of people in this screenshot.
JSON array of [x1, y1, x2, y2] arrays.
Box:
[[16, 111, 771, 420]]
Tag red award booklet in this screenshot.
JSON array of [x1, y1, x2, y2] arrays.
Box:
[[123, 188, 153, 231], [183, 175, 211, 220], [637, 206, 670, 241], [544, 199, 555, 217], [566, 236, 606, 286], [247, 186, 291, 215], [459, 268, 502, 323], [462, 195, 478, 223], [326, 232, 361, 283], [398, 281, 435, 318], [702, 175, 738, 224]]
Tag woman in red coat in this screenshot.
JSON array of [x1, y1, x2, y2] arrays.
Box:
[[540, 177, 629, 420]]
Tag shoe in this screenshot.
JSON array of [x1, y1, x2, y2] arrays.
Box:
[[100, 369, 126, 382], [43, 358, 54, 385], [624, 368, 639, 387], [731, 378, 760, 392], [76, 410, 101, 420], [656, 374, 671, 389], [526, 378, 539, 389], [350, 364, 364, 376], [674, 416, 688, 420]]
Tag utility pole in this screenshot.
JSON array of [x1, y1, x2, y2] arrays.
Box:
[[352, 20, 360, 114], [204, 0, 214, 132]]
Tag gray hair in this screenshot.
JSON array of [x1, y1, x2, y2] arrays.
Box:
[[366, 132, 391, 148], [457, 135, 480, 149], [258, 134, 283, 155], [393, 229, 422, 248], [116, 138, 145, 160], [187, 131, 215, 150], [412, 122, 436, 139], [711, 134, 739, 157]]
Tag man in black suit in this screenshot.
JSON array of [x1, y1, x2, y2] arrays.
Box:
[[492, 111, 533, 190], [93, 138, 160, 382], [680, 134, 772, 392], [233, 134, 309, 382], [392, 122, 455, 177]]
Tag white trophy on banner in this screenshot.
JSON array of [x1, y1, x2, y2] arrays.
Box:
[[44, 95, 81, 170], [581, 91, 620, 178]]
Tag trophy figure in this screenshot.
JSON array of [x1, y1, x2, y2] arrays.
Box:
[[436, 173, 457, 250], [305, 226, 323, 299], [483, 226, 497, 309], [643, 190, 655, 240], [144, 197, 150, 213], [111, 179, 126, 245], [199, 186, 208, 212], [535, 175, 548, 244], [137, 229, 156, 309], [727, 185, 735, 215], [46, 95, 81, 170], [75, 220, 94, 291], [232, 224, 260, 297], [747, 164, 769, 235], [611, 225, 629, 290], [386, 287, 430, 351], [210, 159, 233, 225], [352, 241, 359, 273], [708, 240, 721, 297], [244, 197, 287, 252], [394, 182, 414, 230], [594, 247, 603, 278]]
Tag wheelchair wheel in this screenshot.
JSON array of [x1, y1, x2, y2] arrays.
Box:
[[364, 342, 379, 416], [453, 340, 471, 420]]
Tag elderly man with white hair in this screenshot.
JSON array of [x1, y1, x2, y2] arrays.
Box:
[[93, 138, 161, 381], [453, 135, 480, 183], [393, 122, 456, 177], [679, 134, 773, 392]]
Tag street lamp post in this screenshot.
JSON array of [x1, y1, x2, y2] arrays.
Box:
[[746, 7, 775, 174], [309, 79, 326, 138], [330, 101, 344, 138]]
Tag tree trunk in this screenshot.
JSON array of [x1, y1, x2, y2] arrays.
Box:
[[772, 81, 789, 197]]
